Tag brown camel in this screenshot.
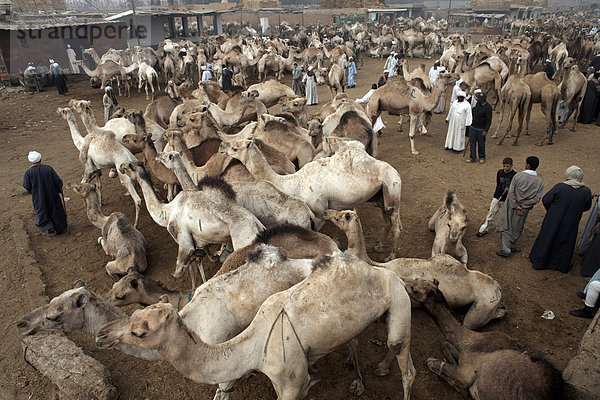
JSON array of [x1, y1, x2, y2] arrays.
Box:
[[144, 81, 182, 129], [459, 63, 502, 108], [493, 56, 531, 146], [406, 280, 565, 400], [367, 73, 454, 155], [557, 58, 587, 132], [523, 72, 560, 145], [319, 62, 345, 100]]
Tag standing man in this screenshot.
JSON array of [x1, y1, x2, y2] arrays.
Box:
[[347, 56, 357, 88], [544, 59, 555, 80], [103, 86, 119, 123], [292, 62, 304, 96], [433, 66, 446, 114], [378, 70, 389, 87], [221, 66, 233, 91], [23, 151, 67, 235], [383, 52, 395, 73], [466, 91, 492, 164], [49, 59, 68, 95], [445, 90, 472, 153], [303, 66, 318, 105], [389, 53, 399, 77], [496, 156, 544, 257], [66, 44, 80, 74], [428, 61, 441, 86], [477, 157, 516, 237]]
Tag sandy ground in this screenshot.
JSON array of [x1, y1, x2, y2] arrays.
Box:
[[0, 55, 599, 400]]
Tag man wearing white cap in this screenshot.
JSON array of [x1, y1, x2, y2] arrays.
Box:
[[544, 59, 555, 81], [433, 66, 446, 113], [49, 59, 68, 95], [103, 86, 119, 123], [451, 78, 467, 103], [66, 44, 80, 74], [389, 53, 399, 77], [445, 90, 472, 152], [383, 52, 395, 73], [201, 65, 211, 82], [303, 66, 318, 105], [23, 151, 67, 235]]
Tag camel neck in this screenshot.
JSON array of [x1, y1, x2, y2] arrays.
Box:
[[65, 115, 85, 151], [136, 174, 169, 227], [243, 145, 280, 183], [80, 110, 100, 135], [428, 80, 447, 110], [83, 192, 109, 230], [169, 157, 197, 190], [422, 298, 477, 349], [343, 221, 374, 264], [172, 141, 203, 185], [160, 314, 260, 385], [82, 297, 126, 336]]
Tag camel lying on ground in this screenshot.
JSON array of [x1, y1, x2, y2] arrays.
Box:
[[406, 280, 565, 400], [96, 251, 415, 400], [67, 183, 147, 279], [219, 139, 403, 260], [323, 209, 505, 330], [428, 191, 468, 265], [17, 280, 160, 361]]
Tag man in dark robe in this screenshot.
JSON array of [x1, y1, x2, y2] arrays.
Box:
[[221, 66, 233, 91], [544, 59, 555, 81], [530, 166, 592, 273], [496, 156, 544, 257], [578, 72, 600, 124], [292, 62, 304, 96], [49, 59, 68, 95], [23, 151, 67, 234], [578, 196, 600, 276]]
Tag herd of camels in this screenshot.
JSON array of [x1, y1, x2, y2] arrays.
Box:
[[17, 13, 595, 400]]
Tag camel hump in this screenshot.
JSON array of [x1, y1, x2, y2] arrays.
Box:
[[258, 223, 313, 243], [339, 110, 362, 126], [311, 254, 334, 272], [247, 244, 288, 264], [264, 119, 287, 130], [197, 175, 236, 200], [444, 191, 455, 208]]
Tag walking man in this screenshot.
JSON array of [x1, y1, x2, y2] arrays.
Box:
[[477, 157, 516, 237], [496, 156, 544, 257], [292, 62, 304, 95]]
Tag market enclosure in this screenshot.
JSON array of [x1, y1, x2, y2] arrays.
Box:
[[0, 56, 598, 400]]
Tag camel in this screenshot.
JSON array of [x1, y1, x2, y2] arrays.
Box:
[[320, 62, 345, 100], [280, 96, 311, 128], [156, 150, 314, 230], [257, 50, 285, 81], [222, 89, 268, 126], [75, 59, 130, 96], [406, 280, 565, 400], [323, 209, 506, 330], [548, 42, 568, 75], [367, 73, 454, 155], [67, 182, 147, 279], [400, 59, 432, 91], [172, 98, 252, 130], [96, 251, 416, 400], [220, 139, 403, 260], [191, 80, 229, 105], [118, 162, 264, 285], [57, 107, 142, 227], [18, 280, 161, 361], [117, 109, 166, 150], [222, 46, 260, 86], [138, 62, 160, 101], [427, 191, 468, 265], [144, 80, 182, 129], [523, 72, 560, 145], [557, 58, 587, 132], [492, 57, 531, 145], [458, 64, 502, 108], [163, 52, 176, 83], [247, 79, 296, 108]]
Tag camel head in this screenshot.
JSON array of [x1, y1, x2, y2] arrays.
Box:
[[18, 280, 95, 336], [443, 191, 467, 243], [403, 278, 441, 305], [118, 161, 148, 181], [56, 107, 75, 121], [166, 80, 182, 101], [218, 138, 253, 163], [323, 209, 360, 233], [322, 136, 364, 156], [165, 129, 186, 149], [66, 182, 97, 200], [280, 96, 306, 113], [96, 298, 177, 351], [155, 151, 182, 173], [68, 99, 93, 115], [107, 268, 154, 307]]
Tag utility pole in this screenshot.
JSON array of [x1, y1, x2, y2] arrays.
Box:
[[131, 0, 140, 46], [447, 0, 452, 25]]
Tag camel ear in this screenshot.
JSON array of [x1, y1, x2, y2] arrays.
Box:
[[126, 267, 136, 275], [73, 279, 86, 289], [159, 295, 169, 303], [75, 293, 88, 308]]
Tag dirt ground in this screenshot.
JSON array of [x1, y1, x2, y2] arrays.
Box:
[[0, 55, 599, 400]]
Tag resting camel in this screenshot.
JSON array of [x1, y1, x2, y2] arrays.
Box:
[[323, 209, 505, 330], [280, 96, 311, 128], [67, 183, 146, 279], [75, 60, 130, 96], [18, 280, 160, 361], [57, 107, 142, 227], [492, 57, 531, 145], [428, 191, 468, 265], [367, 73, 454, 155], [523, 72, 560, 145], [247, 79, 296, 108], [119, 162, 264, 285], [557, 58, 587, 132], [156, 150, 314, 230], [220, 139, 402, 260], [406, 280, 565, 400], [96, 252, 416, 400], [222, 89, 267, 126]]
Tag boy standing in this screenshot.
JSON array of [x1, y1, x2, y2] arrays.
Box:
[[477, 157, 516, 237]]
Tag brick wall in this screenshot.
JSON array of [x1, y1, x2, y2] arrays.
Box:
[[12, 0, 66, 12]]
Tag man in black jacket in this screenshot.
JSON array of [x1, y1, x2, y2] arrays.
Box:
[[466, 91, 492, 164], [544, 59, 555, 81]]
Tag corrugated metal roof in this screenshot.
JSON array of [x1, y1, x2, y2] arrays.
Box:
[[0, 19, 115, 30]]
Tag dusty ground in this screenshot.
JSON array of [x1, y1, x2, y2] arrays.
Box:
[[0, 55, 599, 400]]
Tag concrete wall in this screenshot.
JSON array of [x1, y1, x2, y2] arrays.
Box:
[[12, 0, 66, 12]]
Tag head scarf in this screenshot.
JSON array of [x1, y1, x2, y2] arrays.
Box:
[[67, 44, 71, 49], [456, 78, 464, 86], [565, 165, 585, 188], [49, 58, 55, 64], [457, 90, 466, 98], [28, 151, 41, 163], [308, 66, 313, 71], [439, 66, 446, 72], [545, 59, 552, 63], [105, 86, 112, 93]]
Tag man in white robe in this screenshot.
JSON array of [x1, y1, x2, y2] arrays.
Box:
[[433, 66, 446, 114], [303, 66, 318, 106], [428, 60, 441, 85], [389, 54, 398, 77], [451, 78, 465, 103], [445, 90, 472, 152], [66, 44, 79, 74]]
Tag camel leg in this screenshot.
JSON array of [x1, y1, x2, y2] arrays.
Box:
[[426, 358, 470, 397], [397, 115, 404, 132], [525, 99, 533, 137], [118, 172, 141, 228], [373, 207, 391, 254], [492, 97, 506, 139], [374, 350, 396, 376], [512, 102, 527, 146], [346, 339, 364, 396], [570, 97, 584, 132], [441, 341, 460, 365], [408, 114, 419, 155], [196, 258, 207, 284], [214, 380, 238, 400], [387, 293, 416, 400]]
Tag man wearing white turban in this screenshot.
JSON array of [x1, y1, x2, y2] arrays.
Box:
[[66, 44, 80, 74], [444, 90, 472, 152], [529, 166, 593, 272], [23, 151, 67, 234], [103, 86, 119, 123]]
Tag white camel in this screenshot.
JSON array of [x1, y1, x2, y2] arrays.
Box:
[[428, 191, 468, 265], [138, 61, 160, 101]]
